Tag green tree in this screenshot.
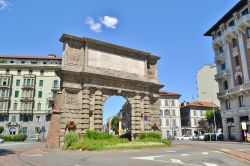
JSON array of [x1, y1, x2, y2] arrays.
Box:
[[0, 126, 4, 134], [111, 116, 119, 134], [0, 59, 6, 63], [205, 109, 222, 130]]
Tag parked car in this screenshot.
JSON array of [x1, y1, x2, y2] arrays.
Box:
[[177, 135, 193, 140], [193, 134, 205, 141], [204, 133, 222, 141], [0, 138, 4, 144]]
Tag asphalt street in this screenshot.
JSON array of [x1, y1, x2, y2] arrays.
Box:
[[0, 141, 250, 166]]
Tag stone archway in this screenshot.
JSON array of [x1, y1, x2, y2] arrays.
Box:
[[46, 34, 163, 148]]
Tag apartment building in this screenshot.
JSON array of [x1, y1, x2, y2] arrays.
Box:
[[197, 64, 220, 107], [180, 101, 218, 136], [205, 0, 250, 141], [159, 90, 182, 139], [0, 55, 61, 137]]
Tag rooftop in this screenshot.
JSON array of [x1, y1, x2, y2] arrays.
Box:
[[204, 0, 247, 36], [181, 101, 219, 108], [159, 90, 181, 96], [0, 55, 62, 60]]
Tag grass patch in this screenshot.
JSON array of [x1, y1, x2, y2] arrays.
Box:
[[64, 130, 171, 151]]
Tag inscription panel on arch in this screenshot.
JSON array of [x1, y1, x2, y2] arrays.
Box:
[[87, 49, 145, 76]]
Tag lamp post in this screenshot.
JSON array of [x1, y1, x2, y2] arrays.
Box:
[[202, 92, 217, 141]]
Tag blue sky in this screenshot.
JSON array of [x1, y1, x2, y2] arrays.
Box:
[[0, 0, 239, 121]]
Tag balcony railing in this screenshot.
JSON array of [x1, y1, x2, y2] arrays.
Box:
[[215, 53, 226, 63], [215, 69, 230, 81], [218, 82, 250, 98], [212, 36, 223, 46], [20, 96, 34, 101], [0, 96, 10, 101], [236, 14, 250, 27], [51, 85, 60, 91], [23, 74, 36, 78], [20, 109, 33, 114], [224, 26, 237, 38], [0, 109, 8, 114], [22, 84, 35, 89]]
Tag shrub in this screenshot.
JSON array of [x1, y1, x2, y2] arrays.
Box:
[[138, 132, 161, 141], [161, 139, 172, 146], [85, 130, 112, 140], [64, 132, 79, 148], [0, 126, 4, 134], [0, 133, 27, 141]]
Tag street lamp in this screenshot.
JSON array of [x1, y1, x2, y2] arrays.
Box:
[[202, 92, 217, 141]]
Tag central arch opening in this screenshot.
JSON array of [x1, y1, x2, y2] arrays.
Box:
[[102, 95, 131, 136]]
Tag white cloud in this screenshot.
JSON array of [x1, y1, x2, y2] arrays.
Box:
[[0, 0, 11, 11], [85, 17, 102, 33], [100, 16, 118, 29]]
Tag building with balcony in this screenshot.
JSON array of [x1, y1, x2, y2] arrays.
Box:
[[159, 90, 182, 139], [205, 0, 250, 141], [180, 101, 218, 136], [197, 65, 220, 106], [0, 55, 61, 137]]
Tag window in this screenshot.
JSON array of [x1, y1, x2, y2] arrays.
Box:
[[225, 99, 231, 110], [171, 109, 176, 116], [247, 28, 250, 38], [171, 100, 175, 106], [13, 103, 17, 110], [39, 80, 43, 87], [37, 103, 41, 110], [38, 91, 42, 98], [235, 56, 240, 66], [43, 62, 47, 64], [36, 116, 40, 122], [164, 109, 170, 116], [219, 47, 223, 53], [52, 91, 57, 98], [21, 61, 25, 64], [194, 118, 197, 126], [10, 61, 14, 64], [166, 119, 169, 126], [160, 109, 164, 116], [239, 95, 244, 107], [237, 75, 243, 85], [242, 8, 249, 16], [227, 118, 234, 124], [224, 80, 228, 90], [5, 69, 9, 74], [35, 127, 40, 133], [46, 114, 52, 121], [14, 91, 19, 98], [217, 31, 222, 36], [16, 79, 20, 86], [40, 70, 44, 76], [221, 63, 226, 70], [23, 127, 27, 134], [17, 69, 21, 75], [29, 69, 33, 75], [232, 38, 237, 48], [164, 99, 168, 106], [228, 20, 235, 27], [31, 61, 37, 64], [193, 110, 197, 116], [172, 119, 177, 126]]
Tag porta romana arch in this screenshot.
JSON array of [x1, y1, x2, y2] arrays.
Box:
[[47, 34, 163, 147]]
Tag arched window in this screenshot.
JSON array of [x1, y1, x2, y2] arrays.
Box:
[[237, 75, 243, 85], [232, 38, 237, 48]]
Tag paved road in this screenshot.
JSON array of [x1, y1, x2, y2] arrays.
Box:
[[1, 141, 250, 166]]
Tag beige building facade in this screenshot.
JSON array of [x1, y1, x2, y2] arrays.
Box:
[[205, 0, 250, 141], [197, 65, 220, 107]]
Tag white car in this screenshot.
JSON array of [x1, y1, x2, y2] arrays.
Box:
[[178, 135, 193, 140], [0, 138, 4, 144]]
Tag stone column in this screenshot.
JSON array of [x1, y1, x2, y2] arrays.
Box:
[[94, 89, 103, 131], [222, 117, 228, 140], [234, 116, 242, 141], [224, 40, 235, 88], [143, 95, 151, 132], [131, 94, 142, 139], [82, 87, 90, 132], [237, 32, 249, 82]]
